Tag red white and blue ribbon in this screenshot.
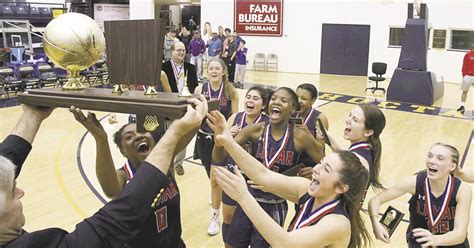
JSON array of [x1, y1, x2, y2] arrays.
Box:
[[289, 197, 340, 231], [348, 142, 370, 151], [263, 124, 290, 169], [171, 60, 184, 81], [424, 174, 454, 232], [123, 160, 135, 180], [239, 112, 263, 128], [296, 108, 315, 126], [207, 82, 223, 100]]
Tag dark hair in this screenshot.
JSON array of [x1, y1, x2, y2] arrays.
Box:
[[335, 151, 371, 248], [272, 87, 300, 111], [113, 122, 134, 156], [246, 86, 271, 111], [225, 28, 231, 33], [241, 40, 246, 45], [297, 83, 318, 99], [359, 104, 386, 191]]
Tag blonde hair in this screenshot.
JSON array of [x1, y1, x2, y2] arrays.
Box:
[[203, 22, 212, 36], [207, 57, 236, 100]]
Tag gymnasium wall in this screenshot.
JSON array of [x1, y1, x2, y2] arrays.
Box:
[[201, 0, 473, 84]]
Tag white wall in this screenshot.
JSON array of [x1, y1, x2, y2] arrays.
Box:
[[170, 5, 182, 29], [201, 0, 473, 83]]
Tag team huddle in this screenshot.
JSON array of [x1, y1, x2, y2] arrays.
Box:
[[0, 57, 472, 248]]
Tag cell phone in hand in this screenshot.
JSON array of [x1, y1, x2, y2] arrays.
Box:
[[288, 117, 303, 125], [317, 118, 331, 146], [226, 163, 236, 173]]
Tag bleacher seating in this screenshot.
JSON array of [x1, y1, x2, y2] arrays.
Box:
[[37, 62, 58, 87], [17, 63, 40, 89], [0, 66, 23, 98]]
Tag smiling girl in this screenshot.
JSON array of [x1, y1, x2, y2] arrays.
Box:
[[369, 143, 471, 247]]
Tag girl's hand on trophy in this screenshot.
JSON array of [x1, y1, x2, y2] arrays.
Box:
[[172, 95, 208, 131], [70, 106, 107, 140]]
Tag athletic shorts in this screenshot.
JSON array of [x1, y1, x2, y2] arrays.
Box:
[[227, 201, 288, 248], [193, 131, 214, 167], [460, 75, 474, 91]]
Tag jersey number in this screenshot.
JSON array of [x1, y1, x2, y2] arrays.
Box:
[[154, 206, 168, 233]]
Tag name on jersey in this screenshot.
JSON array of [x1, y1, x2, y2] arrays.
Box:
[[416, 198, 456, 234], [255, 146, 295, 167], [156, 181, 179, 207]]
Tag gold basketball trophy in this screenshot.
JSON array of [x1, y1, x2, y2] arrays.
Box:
[[42, 13, 105, 90]]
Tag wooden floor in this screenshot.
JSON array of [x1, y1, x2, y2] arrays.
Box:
[[0, 71, 472, 247]]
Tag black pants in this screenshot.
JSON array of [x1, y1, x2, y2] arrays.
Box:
[[193, 131, 214, 178], [227, 58, 236, 83]]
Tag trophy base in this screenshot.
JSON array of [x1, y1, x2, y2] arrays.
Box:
[[62, 78, 86, 90]]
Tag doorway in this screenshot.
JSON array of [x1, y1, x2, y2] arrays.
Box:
[[320, 23, 370, 76]]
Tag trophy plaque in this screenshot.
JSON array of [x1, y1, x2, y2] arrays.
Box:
[[19, 16, 212, 132], [17, 88, 219, 132], [379, 205, 405, 237]]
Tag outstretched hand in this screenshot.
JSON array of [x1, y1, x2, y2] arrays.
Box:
[[214, 166, 251, 203], [70, 106, 107, 140], [206, 110, 233, 147], [172, 95, 208, 131], [21, 104, 55, 122]]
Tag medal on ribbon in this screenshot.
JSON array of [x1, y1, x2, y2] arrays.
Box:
[[424, 175, 454, 233], [263, 124, 290, 169], [288, 197, 340, 231]]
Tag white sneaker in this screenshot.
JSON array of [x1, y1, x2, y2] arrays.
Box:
[[207, 211, 220, 236]]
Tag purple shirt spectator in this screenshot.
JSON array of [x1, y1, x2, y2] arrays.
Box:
[[189, 38, 206, 56], [236, 47, 248, 65]]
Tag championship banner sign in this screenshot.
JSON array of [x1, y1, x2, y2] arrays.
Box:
[[234, 0, 283, 36]]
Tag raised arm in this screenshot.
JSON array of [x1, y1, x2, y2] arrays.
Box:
[[207, 110, 308, 202], [3, 105, 54, 177], [368, 175, 416, 243], [295, 125, 324, 164], [456, 167, 474, 183], [70, 107, 125, 198], [63, 97, 208, 247], [215, 166, 351, 248], [11, 105, 54, 144], [211, 122, 262, 167]]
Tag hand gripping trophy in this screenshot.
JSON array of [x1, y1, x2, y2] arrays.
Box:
[[43, 13, 105, 90]]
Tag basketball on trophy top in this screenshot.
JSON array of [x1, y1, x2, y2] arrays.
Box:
[[43, 12, 105, 90]]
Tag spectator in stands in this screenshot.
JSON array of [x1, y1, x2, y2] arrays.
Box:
[[207, 33, 222, 59], [178, 26, 192, 63], [164, 29, 177, 62], [234, 40, 248, 88], [189, 31, 206, 80]]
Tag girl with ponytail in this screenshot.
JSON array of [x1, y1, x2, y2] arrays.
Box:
[[327, 104, 386, 195], [206, 109, 372, 248]]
